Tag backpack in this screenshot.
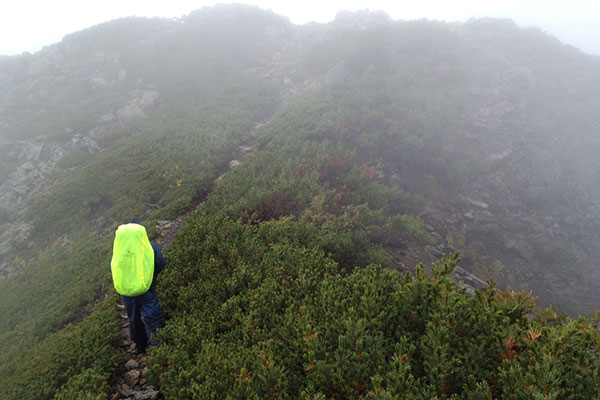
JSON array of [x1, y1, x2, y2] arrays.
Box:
[[110, 223, 155, 296]]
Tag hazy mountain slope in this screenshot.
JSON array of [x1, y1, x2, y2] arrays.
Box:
[[294, 16, 600, 314], [0, 5, 599, 398], [2, 7, 598, 312], [150, 110, 600, 398]]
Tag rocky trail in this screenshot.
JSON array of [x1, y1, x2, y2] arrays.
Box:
[[110, 306, 159, 400]]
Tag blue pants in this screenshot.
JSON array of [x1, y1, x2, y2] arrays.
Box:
[[122, 289, 164, 353]]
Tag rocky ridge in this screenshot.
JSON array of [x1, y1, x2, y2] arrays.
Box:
[[0, 47, 160, 274]]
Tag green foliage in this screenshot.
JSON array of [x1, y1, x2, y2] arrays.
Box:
[[202, 139, 426, 270], [28, 97, 268, 242], [148, 98, 598, 397], [0, 91, 278, 398], [0, 296, 121, 400], [386, 214, 433, 246], [153, 212, 600, 399], [53, 367, 111, 400], [55, 149, 95, 170], [0, 237, 111, 345]]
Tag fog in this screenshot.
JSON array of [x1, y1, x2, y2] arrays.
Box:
[[1, 0, 599, 56], [1, 4, 599, 395]]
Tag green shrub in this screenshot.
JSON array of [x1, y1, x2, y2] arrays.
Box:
[[152, 213, 600, 399], [53, 367, 110, 400], [0, 296, 121, 400]]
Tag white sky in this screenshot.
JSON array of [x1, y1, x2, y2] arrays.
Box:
[[1, 1, 599, 56]]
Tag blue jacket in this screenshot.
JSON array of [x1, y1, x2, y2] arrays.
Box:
[[149, 241, 166, 290]]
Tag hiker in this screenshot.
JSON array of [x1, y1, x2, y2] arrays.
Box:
[[110, 218, 166, 353]]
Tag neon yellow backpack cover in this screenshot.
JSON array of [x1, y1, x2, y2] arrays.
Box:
[[110, 223, 154, 296]]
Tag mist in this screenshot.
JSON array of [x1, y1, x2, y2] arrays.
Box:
[[1, 0, 599, 56], [1, 4, 599, 398]]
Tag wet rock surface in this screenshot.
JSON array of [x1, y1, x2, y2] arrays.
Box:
[[111, 305, 161, 399]]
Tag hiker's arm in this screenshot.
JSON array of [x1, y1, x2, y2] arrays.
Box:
[[151, 241, 166, 274]]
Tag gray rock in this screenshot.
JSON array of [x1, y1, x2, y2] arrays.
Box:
[[12, 186, 28, 196], [453, 266, 487, 295], [73, 136, 100, 152], [125, 359, 139, 370], [466, 198, 489, 209], [138, 91, 159, 108], [19, 142, 44, 161], [489, 149, 512, 161], [124, 369, 141, 387], [157, 220, 172, 230], [118, 103, 146, 124], [119, 388, 134, 398], [458, 282, 475, 296], [134, 390, 160, 400], [148, 390, 160, 400], [99, 113, 116, 123], [21, 161, 35, 171]]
